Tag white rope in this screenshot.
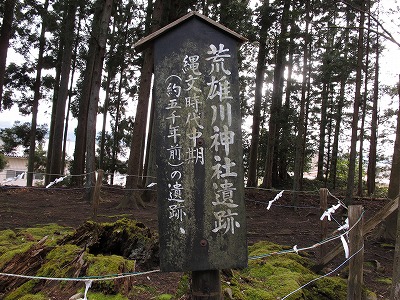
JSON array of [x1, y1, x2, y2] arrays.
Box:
[[0, 269, 160, 282], [83, 280, 92, 300], [46, 176, 68, 188], [281, 246, 364, 299], [267, 190, 284, 210], [2, 172, 25, 183]]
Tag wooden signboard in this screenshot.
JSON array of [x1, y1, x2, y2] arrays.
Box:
[[136, 12, 247, 272]]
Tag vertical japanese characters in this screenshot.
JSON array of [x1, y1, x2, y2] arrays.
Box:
[[206, 43, 239, 235], [162, 43, 240, 236]]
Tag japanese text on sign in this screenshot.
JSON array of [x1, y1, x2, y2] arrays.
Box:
[[163, 43, 240, 236]]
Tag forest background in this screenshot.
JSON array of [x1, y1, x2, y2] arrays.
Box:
[[0, 0, 400, 220]]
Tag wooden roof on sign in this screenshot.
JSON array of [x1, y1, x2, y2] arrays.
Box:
[[134, 11, 248, 52]]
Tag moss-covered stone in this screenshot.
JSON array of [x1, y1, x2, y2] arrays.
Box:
[[223, 241, 347, 300]]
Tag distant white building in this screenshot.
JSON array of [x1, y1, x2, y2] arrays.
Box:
[[0, 154, 44, 186]]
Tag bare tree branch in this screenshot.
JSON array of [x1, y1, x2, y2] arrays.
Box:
[[328, 25, 400, 48], [339, 0, 400, 48]]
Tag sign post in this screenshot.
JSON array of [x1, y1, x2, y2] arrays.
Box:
[[135, 12, 247, 298]]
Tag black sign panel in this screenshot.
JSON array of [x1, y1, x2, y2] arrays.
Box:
[[153, 17, 247, 272]]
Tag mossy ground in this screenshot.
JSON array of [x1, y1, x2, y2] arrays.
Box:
[[216, 241, 347, 300], [0, 223, 375, 300], [0, 221, 142, 299], [0, 224, 72, 270]]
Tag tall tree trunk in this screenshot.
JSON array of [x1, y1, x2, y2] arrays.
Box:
[[247, 0, 270, 188], [262, 0, 290, 188], [330, 9, 351, 189], [45, 2, 70, 185], [122, 0, 160, 209], [358, 5, 371, 197], [345, 0, 365, 205], [27, 0, 49, 187], [330, 78, 346, 189], [317, 82, 328, 181], [367, 27, 380, 195], [99, 10, 118, 171], [301, 55, 312, 186], [358, 95, 366, 196], [45, 36, 63, 185], [71, 0, 110, 186], [0, 0, 16, 110], [110, 67, 124, 183], [49, 0, 78, 181], [85, 0, 114, 201], [293, 0, 310, 204], [110, 11, 130, 183], [123, 0, 196, 208], [324, 87, 333, 185], [380, 75, 400, 241], [61, 11, 82, 174], [279, 21, 295, 182]]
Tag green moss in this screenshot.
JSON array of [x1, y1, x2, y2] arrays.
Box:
[[156, 294, 173, 300], [0, 229, 23, 255], [174, 274, 190, 299], [248, 241, 284, 257], [19, 293, 48, 300], [380, 243, 395, 249], [85, 254, 135, 293], [4, 280, 38, 300], [86, 254, 135, 276], [0, 242, 34, 269], [363, 289, 378, 299], [0, 225, 74, 299], [0, 224, 72, 257], [224, 241, 347, 300], [376, 277, 392, 285], [0, 229, 17, 245], [244, 286, 302, 300], [129, 284, 158, 298], [98, 214, 133, 219], [304, 276, 347, 299], [20, 224, 73, 246], [85, 292, 128, 300], [37, 244, 82, 278]]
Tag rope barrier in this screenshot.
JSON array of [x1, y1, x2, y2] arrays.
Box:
[[0, 199, 365, 299], [281, 245, 364, 300], [0, 209, 364, 281], [246, 198, 319, 210], [0, 269, 160, 282], [0, 178, 367, 298], [245, 186, 321, 195], [0, 184, 157, 192], [0, 227, 364, 298], [248, 209, 364, 260]]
